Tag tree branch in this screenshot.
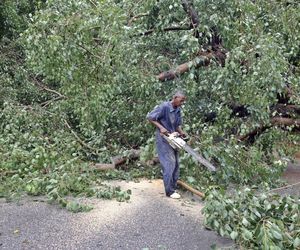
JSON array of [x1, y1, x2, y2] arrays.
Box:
[[157, 55, 211, 81], [31, 76, 66, 98], [238, 125, 271, 142], [271, 117, 300, 127], [138, 26, 192, 36], [128, 13, 149, 25], [87, 0, 97, 8], [77, 43, 102, 60], [273, 104, 300, 116], [40, 96, 65, 107], [64, 120, 100, 154], [238, 117, 300, 142], [181, 0, 199, 28]]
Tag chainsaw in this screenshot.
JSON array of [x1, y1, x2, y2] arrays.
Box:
[[162, 132, 216, 172]]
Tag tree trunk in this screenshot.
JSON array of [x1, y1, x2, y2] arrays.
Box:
[[157, 55, 211, 81]]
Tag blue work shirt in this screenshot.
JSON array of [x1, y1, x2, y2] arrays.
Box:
[[147, 101, 182, 196], [146, 101, 182, 133]]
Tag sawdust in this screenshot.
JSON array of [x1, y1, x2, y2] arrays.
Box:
[[101, 178, 204, 217]]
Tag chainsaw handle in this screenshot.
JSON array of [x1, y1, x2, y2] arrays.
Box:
[[163, 131, 186, 138], [162, 132, 188, 142], [181, 136, 189, 142]]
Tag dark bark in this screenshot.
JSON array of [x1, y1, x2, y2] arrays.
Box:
[[138, 26, 191, 36], [203, 112, 217, 123], [272, 104, 300, 117], [181, 0, 200, 38], [229, 104, 250, 118], [271, 117, 300, 127], [181, 0, 200, 28], [238, 117, 300, 142], [209, 26, 223, 49], [238, 125, 271, 142], [203, 104, 250, 123]]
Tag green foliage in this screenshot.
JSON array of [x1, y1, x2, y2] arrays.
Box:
[[21, 0, 161, 149], [177, 128, 298, 190], [1, 0, 300, 215], [66, 201, 93, 213], [94, 185, 131, 202], [20, 0, 300, 157], [0, 103, 131, 210], [0, 0, 45, 38], [203, 188, 300, 249]]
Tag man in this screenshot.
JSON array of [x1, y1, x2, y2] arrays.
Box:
[[147, 90, 187, 199]]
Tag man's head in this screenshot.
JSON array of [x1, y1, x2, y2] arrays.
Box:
[[171, 90, 186, 108]]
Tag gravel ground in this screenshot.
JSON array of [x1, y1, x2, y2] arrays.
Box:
[[0, 179, 234, 250]]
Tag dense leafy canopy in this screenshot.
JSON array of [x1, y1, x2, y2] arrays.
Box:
[[0, 0, 300, 243]]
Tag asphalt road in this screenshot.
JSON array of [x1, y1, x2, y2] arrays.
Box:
[[0, 179, 233, 250]]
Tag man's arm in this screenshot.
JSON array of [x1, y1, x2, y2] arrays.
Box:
[[148, 119, 169, 135], [147, 103, 169, 135]]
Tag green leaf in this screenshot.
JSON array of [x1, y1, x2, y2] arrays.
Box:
[[187, 176, 196, 183], [230, 231, 238, 240], [242, 217, 250, 227], [242, 229, 253, 241], [271, 230, 282, 240], [294, 237, 300, 248]]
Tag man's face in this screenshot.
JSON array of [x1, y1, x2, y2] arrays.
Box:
[[173, 95, 186, 107]]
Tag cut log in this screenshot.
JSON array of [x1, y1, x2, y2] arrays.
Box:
[[111, 149, 141, 167], [294, 151, 300, 159], [92, 164, 115, 171]]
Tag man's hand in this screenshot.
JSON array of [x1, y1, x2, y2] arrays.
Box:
[[176, 126, 186, 138], [179, 132, 187, 138], [160, 127, 169, 135], [148, 120, 169, 135], [178, 131, 188, 141]]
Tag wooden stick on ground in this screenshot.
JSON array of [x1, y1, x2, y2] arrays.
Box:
[[177, 180, 205, 198]]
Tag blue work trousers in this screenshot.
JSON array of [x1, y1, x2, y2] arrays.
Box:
[[156, 132, 179, 196]]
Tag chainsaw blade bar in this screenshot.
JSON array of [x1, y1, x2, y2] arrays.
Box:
[[182, 144, 216, 172]]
